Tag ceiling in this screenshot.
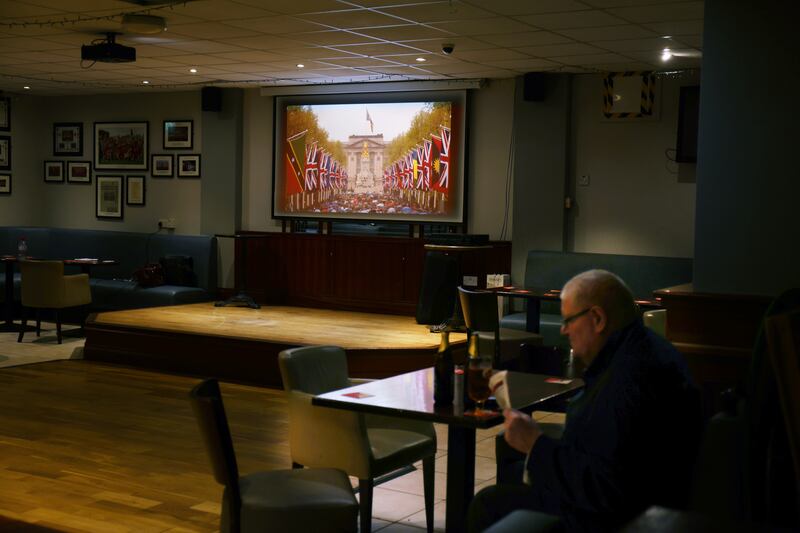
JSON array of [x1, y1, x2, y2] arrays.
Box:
[[0, 0, 703, 95]]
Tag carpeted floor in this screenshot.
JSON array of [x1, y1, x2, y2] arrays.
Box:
[[0, 322, 84, 368]]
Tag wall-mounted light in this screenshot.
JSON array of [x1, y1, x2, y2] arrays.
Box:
[[415, 57, 426, 62], [661, 48, 672, 61], [23, 86, 30, 90], [297, 63, 305, 68], [142, 80, 150, 84], [189, 68, 197, 73]]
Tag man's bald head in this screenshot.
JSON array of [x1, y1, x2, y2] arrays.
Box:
[[561, 270, 638, 333]]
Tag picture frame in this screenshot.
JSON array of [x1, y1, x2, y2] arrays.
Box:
[[0, 97, 9, 131], [126, 175, 145, 206], [177, 154, 201, 178], [0, 174, 10, 195], [94, 121, 148, 170], [0, 135, 10, 170], [96, 175, 123, 219], [163, 120, 193, 149], [44, 160, 64, 183], [67, 160, 92, 184], [54, 122, 83, 156], [151, 154, 173, 177]]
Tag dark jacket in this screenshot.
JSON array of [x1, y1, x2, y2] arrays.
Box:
[[526, 319, 702, 532]]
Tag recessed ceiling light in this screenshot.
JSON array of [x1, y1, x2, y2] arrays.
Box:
[[297, 63, 305, 68], [189, 68, 197, 73], [415, 57, 426, 62], [142, 80, 150, 84], [662, 35, 672, 39], [661, 48, 672, 61], [23, 86, 30, 90]]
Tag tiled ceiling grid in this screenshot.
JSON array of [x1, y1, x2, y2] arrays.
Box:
[[0, 0, 703, 94]]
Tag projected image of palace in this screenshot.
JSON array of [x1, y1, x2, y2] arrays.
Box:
[[281, 101, 454, 219]]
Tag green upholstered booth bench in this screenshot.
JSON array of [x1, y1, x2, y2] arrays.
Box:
[[500, 250, 693, 348], [0, 226, 217, 312]]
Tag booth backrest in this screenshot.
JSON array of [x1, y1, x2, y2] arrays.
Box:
[[0, 226, 217, 292], [524, 250, 693, 313]]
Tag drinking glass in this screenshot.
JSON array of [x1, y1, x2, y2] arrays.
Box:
[[467, 352, 492, 415]]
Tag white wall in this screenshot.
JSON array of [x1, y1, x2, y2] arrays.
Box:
[[0, 91, 203, 234], [570, 73, 698, 258]]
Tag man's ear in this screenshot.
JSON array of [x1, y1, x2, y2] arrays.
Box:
[[591, 306, 608, 333]]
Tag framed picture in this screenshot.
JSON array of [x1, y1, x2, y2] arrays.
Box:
[[67, 161, 92, 184], [94, 121, 148, 170], [0, 135, 9, 170], [44, 160, 64, 182], [126, 175, 145, 206], [54, 122, 83, 156], [0, 174, 10, 195], [151, 154, 173, 177], [0, 97, 9, 131], [96, 176, 123, 219], [177, 154, 201, 178], [163, 120, 193, 149]]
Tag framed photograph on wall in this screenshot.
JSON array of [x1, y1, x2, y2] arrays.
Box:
[[94, 121, 148, 170], [54, 122, 83, 156], [163, 120, 193, 149], [44, 160, 64, 182], [96, 175, 123, 219], [151, 154, 173, 177], [67, 161, 92, 184], [126, 175, 145, 206], [0, 97, 9, 131], [177, 154, 201, 178], [0, 135, 10, 170], [0, 174, 10, 195]]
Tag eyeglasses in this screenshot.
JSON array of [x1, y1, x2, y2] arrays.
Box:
[[561, 307, 592, 328]]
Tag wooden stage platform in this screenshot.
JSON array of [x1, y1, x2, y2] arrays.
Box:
[[83, 303, 466, 388]]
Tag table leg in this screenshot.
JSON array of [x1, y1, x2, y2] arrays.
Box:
[[445, 425, 476, 533], [526, 298, 541, 333]]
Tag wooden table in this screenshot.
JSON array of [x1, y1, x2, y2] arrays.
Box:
[[486, 286, 662, 333], [63, 257, 118, 274], [313, 367, 583, 533]]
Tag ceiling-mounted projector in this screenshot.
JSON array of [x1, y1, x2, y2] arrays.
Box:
[[81, 33, 136, 63]]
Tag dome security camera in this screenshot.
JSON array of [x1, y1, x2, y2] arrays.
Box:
[[441, 43, 455, 55]]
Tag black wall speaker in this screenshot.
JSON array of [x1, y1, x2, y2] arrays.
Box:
[[201, 86, 222, 112], [416, 251, 459, 325], [523, 72, 546, 102]]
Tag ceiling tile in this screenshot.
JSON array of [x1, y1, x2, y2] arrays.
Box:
[[294, 29, 382, 45], [554, 52, 632, 65], [379, 2, 496, 23], [598, 37, 676, 52], [232, 0, 346, 15], [490, 57, 561, 70], [170, 0, 279, 21], [357, 24, 453, 41], [166, 22, 261, 40], [434, 17, 532, 35], [224, 34, 307, 51], [154, 39, 248, 54], [315, 56, 404, 67], [295, 9, 405, 29], [274, 46, 362, 59], [209, 50, 290, 62], [0, 36, 73, 52], [476, 31, 573, 47], [641, 19, 703, 35], [461, 0, 592, 16], [559, 24, 658, 41], [608, 2, 704, 23], [224, 15, 325, 34], [160, 54, 244, 66], [580, 0, 689, 7], [515, 10, 627, 30], [517, 42, 604, 57], [455, 48, 530, 61], [397, 37, 494, 53], [330, 42, 428, 56]]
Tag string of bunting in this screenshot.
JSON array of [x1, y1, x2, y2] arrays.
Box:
[[0, 1, 188, 29]]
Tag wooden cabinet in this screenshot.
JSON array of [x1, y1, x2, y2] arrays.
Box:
[[233, 232, 510, 316]]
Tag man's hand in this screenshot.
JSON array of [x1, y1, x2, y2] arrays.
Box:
[[503, 409, 543, 454]]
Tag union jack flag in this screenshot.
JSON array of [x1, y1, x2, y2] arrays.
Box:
[[319, 151, 330, 190], [304, 143, 318, 191], [419, 140, 432, 191], [436, 126, 450, 192]]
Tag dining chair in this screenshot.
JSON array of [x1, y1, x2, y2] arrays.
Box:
[[278, 345, 436, 533], [189, 379, 358, 533], [17, 260, 91, 344], [458, 286, 542, 368]]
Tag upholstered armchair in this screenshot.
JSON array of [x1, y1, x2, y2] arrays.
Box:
[[17, 260, 91, 344], [278, 345, 436, 533]]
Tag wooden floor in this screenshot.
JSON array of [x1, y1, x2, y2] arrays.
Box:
[[0, 360, 288, 532], [84, 304, 466, 388]]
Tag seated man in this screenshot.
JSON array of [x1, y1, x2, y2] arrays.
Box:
[[469, 269, 702, 532]]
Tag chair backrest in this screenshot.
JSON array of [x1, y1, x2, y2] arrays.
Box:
[[457, 286, 499, 332], [765, 309, 800, 514], [278, 345, 351, 394], [189, 380, 240, 503], [19, 260, 64, 307], [416, 251, 459, 325]]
